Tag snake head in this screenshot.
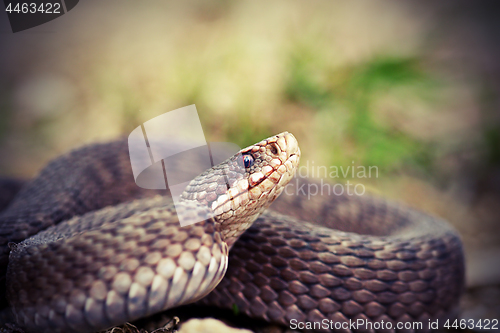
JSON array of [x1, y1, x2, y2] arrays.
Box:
[[182, 132, 300, 246]]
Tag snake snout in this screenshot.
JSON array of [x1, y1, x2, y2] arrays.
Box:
[[281, 132, 300, 159]]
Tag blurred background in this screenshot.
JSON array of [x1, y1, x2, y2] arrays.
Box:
[[0, 0, 499, 328]]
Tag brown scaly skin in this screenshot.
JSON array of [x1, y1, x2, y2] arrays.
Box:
[[0, 133, 464, 332]]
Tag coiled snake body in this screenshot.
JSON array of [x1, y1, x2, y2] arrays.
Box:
[[0, 132, 464, 332]]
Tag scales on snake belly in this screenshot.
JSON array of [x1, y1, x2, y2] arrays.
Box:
[[0, 132, 464, 332]]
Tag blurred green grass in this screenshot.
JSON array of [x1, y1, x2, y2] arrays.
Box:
[[284, 51, 440, 177]]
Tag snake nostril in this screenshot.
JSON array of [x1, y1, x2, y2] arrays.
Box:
[[269, 143, 279, 155]]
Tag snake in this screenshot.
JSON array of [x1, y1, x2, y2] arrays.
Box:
[[0, 132, 464, 332]]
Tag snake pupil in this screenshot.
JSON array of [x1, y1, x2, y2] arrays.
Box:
[[243, 154, 254, 168]]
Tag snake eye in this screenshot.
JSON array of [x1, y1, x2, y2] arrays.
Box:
[[243, 154, 254, 168]]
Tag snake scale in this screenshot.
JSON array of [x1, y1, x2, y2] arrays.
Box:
[[0, 132, 464, 332]]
